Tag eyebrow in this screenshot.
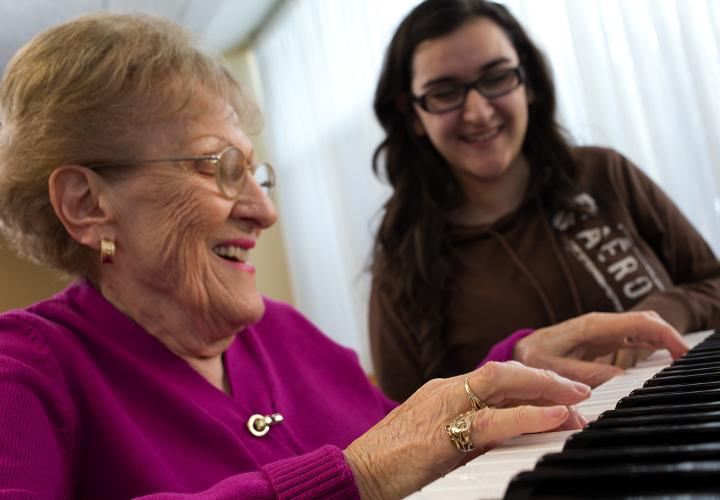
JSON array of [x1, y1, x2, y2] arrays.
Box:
[[190, 135, 256, 161], [189, 134, 230, 148], [420, 57, 514, 89]]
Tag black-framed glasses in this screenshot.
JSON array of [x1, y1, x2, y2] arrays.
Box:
[[87, 146, 275, 199], [413, 66, 526, 114]]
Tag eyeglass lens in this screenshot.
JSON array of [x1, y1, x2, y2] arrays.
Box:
[[217, 148, 274, 198], [479, 70, 520, 97]]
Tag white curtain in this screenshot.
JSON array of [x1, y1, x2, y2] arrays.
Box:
[[253, 0, 720, 370]]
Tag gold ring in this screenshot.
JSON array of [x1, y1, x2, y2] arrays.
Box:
[[444, 410, 477, 453], [464, 376, 491, 411]]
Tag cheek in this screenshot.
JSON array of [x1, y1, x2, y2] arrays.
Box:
[[421, 115, 456, 150], [131, 174, 220, 271], [505, 92, 530, 126]]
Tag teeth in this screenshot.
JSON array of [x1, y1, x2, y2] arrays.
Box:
[[213, 245, 249, 262]]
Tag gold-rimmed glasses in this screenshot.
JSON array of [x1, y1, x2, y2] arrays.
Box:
[[87, 146, 275, 199]]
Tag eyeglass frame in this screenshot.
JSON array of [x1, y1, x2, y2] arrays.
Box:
[[85, 145, 276, 199], [412, 66, 526, 114]]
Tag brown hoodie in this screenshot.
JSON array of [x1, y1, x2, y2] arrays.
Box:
[[369, 147, 720, 402]]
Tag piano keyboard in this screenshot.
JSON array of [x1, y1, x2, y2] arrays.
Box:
[[407, 329, 717, 500]]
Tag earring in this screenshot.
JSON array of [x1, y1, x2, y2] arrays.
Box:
[[100, 238, 116, 264]]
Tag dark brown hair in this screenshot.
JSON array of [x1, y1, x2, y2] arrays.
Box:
[[371, 0, 579, 378]]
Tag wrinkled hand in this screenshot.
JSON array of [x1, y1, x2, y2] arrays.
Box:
[[514, 311, 689, 388], [344, 362, 590, 499]]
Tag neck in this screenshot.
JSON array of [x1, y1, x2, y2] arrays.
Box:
[[452, 155, 531, 226], [98, 278, 236, 395]]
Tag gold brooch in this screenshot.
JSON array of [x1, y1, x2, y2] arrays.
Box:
[[247, 413, 284, 437]]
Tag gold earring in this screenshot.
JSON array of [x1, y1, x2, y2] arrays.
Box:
[[100, 238, 115, 264]]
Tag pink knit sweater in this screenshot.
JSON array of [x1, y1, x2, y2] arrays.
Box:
[[0, 282, 396, 499]]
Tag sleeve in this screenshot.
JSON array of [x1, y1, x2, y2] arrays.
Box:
[[0, 318, 76, 499], [136, 445, 360, 500], [609, 151, 720, 332], [477, 329, 535, 367], [368, 279, 427, 403]]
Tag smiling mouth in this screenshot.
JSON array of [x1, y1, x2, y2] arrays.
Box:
[[213, 245, 249, 263], [462, 126, 502, 143]]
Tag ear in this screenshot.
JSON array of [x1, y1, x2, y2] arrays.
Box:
[[48, 166, 115, 251]]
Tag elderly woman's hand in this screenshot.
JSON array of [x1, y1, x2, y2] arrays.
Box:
[[514, 311, 689, 388], [344, 361, 590, 499]]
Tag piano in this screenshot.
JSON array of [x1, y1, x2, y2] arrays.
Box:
[[407, 329, 719, 499]]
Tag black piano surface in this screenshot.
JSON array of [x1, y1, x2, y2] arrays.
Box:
[[504, 328, 720, 499]]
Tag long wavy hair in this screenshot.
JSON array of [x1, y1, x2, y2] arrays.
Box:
[[371, 0, 580, 378]]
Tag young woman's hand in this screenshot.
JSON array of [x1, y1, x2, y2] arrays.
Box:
[[514, 311, 688, 388]]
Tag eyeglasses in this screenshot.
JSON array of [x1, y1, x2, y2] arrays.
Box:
[[413, 66, 526, 114], [87, 146, 275, 199]]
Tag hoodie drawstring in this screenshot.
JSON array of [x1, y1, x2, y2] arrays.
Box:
[[487, 198, 585, 324], [488, 227, 558, 324], [536, 198, 584, 317]]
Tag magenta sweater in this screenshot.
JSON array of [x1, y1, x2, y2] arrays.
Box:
[[0, 282, 397, 499]]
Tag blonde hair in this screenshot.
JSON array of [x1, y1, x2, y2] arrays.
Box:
[[0, 11, 258, 277]]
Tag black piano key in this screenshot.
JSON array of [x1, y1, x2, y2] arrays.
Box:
[[680, 348, 720, 357], [535, 442, 720, 468], [563, 422, 720, 449], [504, 462, 720, 499], [587, 410, 720, 429], [654, 366, 720, 377], [615, 388, 720, 408], [684, 344, 720, 354], [692, 338, 720, 347], [599, 400, 720, 419], [644, 372, 720, 386], [660, 362, 720, 373], [629, 380, 720, 395], [671, 355, 720, 366], [679, 340, 720, 349]]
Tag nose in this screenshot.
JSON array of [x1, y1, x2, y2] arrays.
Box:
[[462, 87, 494, 121], [231, 177, 278, 230]]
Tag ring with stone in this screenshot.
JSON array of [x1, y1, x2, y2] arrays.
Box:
[[444, 410, 477, 453]]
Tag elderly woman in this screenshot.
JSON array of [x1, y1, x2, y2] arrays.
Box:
[[0, 12, 687, 500]]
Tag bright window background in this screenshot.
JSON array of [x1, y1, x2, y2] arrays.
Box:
[[252, 0, 720, 370]]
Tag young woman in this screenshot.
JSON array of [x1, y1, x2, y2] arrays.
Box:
[[369, 0, 720, 401]]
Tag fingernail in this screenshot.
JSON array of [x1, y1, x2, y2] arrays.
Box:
[[544, 406, 567, 418], [573, 381, 591, 395]]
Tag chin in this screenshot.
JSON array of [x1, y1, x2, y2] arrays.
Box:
[[242, 293, 267, 325], [469, 154, 516, 178], [228, 290, 266, 329], [200, 286, 266, 335], [461, 164, 509, 182]]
